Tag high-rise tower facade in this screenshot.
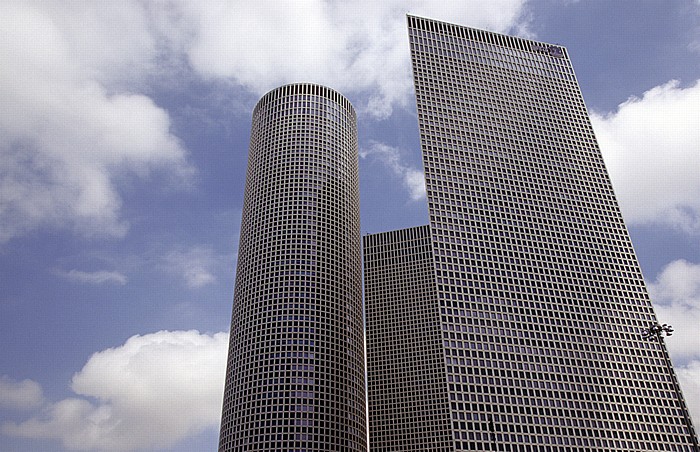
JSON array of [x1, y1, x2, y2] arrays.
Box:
[[364, 16, 697, 451], [364, 225, 453, 451], [219, 83, 367, 452]]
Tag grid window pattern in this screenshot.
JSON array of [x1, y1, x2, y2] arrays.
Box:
[[219, 83, 367, 452], [398, 15, 698, 451], [364, 226, 453, 452]]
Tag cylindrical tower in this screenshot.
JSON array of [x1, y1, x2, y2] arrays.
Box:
[[219, 84, 366, 452]]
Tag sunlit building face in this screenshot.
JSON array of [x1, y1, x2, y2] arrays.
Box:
[[364, 15, 698, 452], [219, 83, 366, 452]]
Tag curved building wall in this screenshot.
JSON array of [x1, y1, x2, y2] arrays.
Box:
[[219, 83, 366, 452]]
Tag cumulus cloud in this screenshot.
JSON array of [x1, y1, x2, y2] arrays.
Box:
[[591, 80, 700, 233], [0, 376, 43, 410], [647, 259, 700, 425], [361, 141, 426, 200], [1, 330, 228, 452], [183, 0, 528, 118], [162, 245, 222, 288], [0, 1, 529, 243], [0, 1, 193, 244], [648, 259, 700, 362], [56, 269, 127, 286], [677, 361, 700, 430]]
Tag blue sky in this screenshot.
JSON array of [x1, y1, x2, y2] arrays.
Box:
[[1, 1, 699, 451]]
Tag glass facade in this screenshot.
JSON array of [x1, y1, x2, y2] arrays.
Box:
[[219, 83, 367, 452], [364, 225, 453, 452], [363, 15, 698, 452]]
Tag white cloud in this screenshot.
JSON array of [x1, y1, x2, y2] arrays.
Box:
[[183, 0, 529, 118], [648, 259, 700, 362], [57, 270, 127, 286], [647, 259, 700, 426], [361, 141, 426, 200], [0, 1, 529, 242], [0, 1, 193, 244], [0, 376, 43, 410], [677, 361, 700, 430], [591, 80, 700, 233], [1, 330, 228, 452], [163, 245, 221, 288]]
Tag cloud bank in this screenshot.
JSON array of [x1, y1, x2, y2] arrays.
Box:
[[649, 259, 700, 362], [648, 259, 700, 424], [592, 80, 700, 233], [0, 1, 530, 244], [0, 2, 193, 244], [1, 330, 228, 452]]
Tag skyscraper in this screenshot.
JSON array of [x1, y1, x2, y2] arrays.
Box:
[[219, 83, 367, 452], [364, 225, 453, 451], [364, 15, 697, 451]]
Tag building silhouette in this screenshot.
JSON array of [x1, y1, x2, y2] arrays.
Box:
[[364, 16, 698, 451], [219, 83, 367, 452]]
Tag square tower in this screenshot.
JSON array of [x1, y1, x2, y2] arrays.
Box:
[[363, 15, 697, 452]]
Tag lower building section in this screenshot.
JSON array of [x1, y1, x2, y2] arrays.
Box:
[[364, 225, 454, 451]]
